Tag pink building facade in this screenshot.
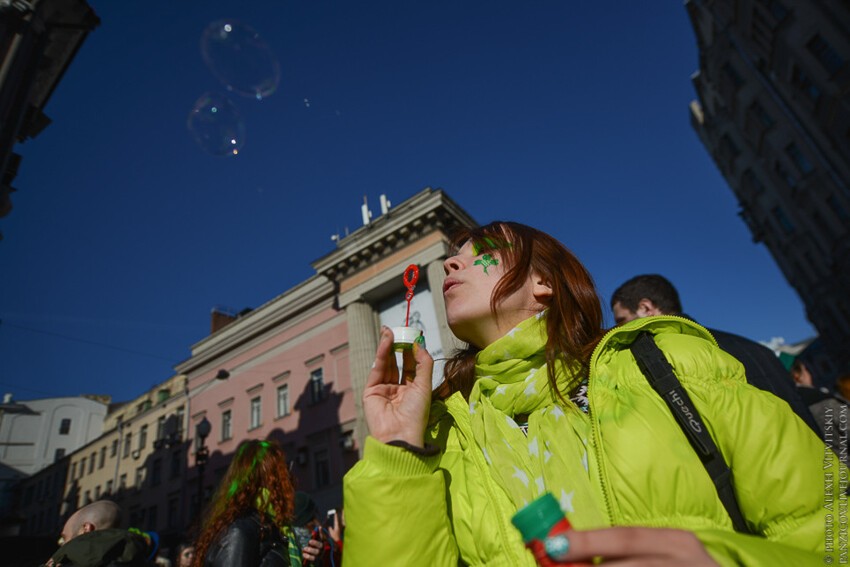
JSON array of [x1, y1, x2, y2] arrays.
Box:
[[178, 276, 357, 515]]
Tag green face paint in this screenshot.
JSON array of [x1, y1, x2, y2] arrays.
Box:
[[474, 254, 499, 274], [471, 237, 513, 256]]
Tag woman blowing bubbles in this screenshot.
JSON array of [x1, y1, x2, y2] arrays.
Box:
[[343, 221, 837, 566]]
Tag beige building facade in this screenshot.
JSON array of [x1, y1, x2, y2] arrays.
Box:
[[17, 374, 188, 546]]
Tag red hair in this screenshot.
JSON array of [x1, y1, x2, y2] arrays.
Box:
[[191, 439, 295, 566], [437, 221, 605, 401]]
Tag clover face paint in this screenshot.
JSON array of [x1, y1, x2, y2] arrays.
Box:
[[470, 235, 513, 275], [474, 253, 499, 274]]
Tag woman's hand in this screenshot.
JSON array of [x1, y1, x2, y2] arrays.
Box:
[[363, 327, 433, 447], [552, 527, 718, 566], [327, 509, 343, 545], [301, 537, 323, 564]]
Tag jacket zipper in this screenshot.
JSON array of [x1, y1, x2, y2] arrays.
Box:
[[585, 315, 719, 527], [445, 394, 528, 566]]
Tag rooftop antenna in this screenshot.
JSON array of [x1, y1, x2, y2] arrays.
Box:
[[361, 195, 373, 226], [380, 194, 391, 215]]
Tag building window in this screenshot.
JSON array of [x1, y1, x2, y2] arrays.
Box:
[[314, 448, 330, 489], [222, 410, 233, 440], [138, 425, 148, 451], [135, 467, 145, 489], [84, 490, 91, 505], [170, 450, 181, 479], [157, 416, 167, 441], [99, 447, 106, 469], [250, 398, 261, 430], [722, 62, 743, 86], [70, 462, 77, 480], [774, 160, 796, 188], [772, 206, 795, 234], [110, 439, 119, 458], [277, 384, 290, 417], [719, 134, 740, 158], [807, 34, 845, 76], [106, 480, 113, 495], [120, 474, 127, 489], [168, 496, 179, 529], [791, 65, 822, 104], [59, 418, 71, 435], [80, 458, 86, 477], [176, 406, 185, 436], [89, 452, 96, 474], [785, 142, 813, 175], [124, 433, 132, 458], [95, 485, 101, 499], [129, 506, 143, 527], [828, 195, 849, 221], [758, 0, 788, 21], [748, 100, 774, 129], [54, 448, 65, 462], [309, 369, 326, 405], [741, 169, 766, 194], [146, 506, 157, 531], [157, 389, 170, 403], [151, 459, 162, 487]]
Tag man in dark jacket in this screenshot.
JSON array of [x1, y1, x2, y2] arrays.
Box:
[[791, 358, 849, 464], [43, 500, 157, 567], [611, 274, 820, 434]]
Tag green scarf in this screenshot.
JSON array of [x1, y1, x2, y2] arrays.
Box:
[[468, 312, 607, 529]]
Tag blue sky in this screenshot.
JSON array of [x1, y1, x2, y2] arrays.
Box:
[[0, 1, 812, 403]]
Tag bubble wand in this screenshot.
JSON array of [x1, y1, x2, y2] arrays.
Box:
[[392, 264, 422, 354], [403, 264, 419, 327]]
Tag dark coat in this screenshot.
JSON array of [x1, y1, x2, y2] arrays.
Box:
[[204, 512, 290, 567], [44, 529, 152, 567], [796, 385, 849, 464]]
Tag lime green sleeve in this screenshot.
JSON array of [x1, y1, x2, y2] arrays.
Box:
[[700, 379, 843, 565], [342, 436, 459, 567]]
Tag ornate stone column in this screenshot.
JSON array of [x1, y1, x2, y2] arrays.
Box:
[[345, 300, 378, 456]]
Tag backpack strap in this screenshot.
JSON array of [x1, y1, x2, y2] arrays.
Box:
[[629, 331, 754, 535]]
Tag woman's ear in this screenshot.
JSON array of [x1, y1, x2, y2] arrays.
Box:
[[531, 272, 553, 304]]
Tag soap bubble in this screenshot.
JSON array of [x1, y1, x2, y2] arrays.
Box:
[[187, 92, 246, 156], [200, 19, 281, 100]]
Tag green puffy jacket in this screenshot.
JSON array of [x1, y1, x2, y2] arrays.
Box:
[[344, 317, 841, 566]]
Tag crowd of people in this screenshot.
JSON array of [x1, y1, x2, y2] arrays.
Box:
[[41, 221, 847, 566], [41, 441, 343, 567]]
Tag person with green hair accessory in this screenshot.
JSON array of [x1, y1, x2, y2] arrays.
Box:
[[344, 220, 841, 566], [193, 439, 313, 567]]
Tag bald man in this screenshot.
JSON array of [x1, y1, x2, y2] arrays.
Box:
[[44, 500, 158, 567], [58, 500, 122, 546]]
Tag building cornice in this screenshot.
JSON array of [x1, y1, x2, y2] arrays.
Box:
[[175, 275, 337, 376], [311, 187, 477, 283]]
